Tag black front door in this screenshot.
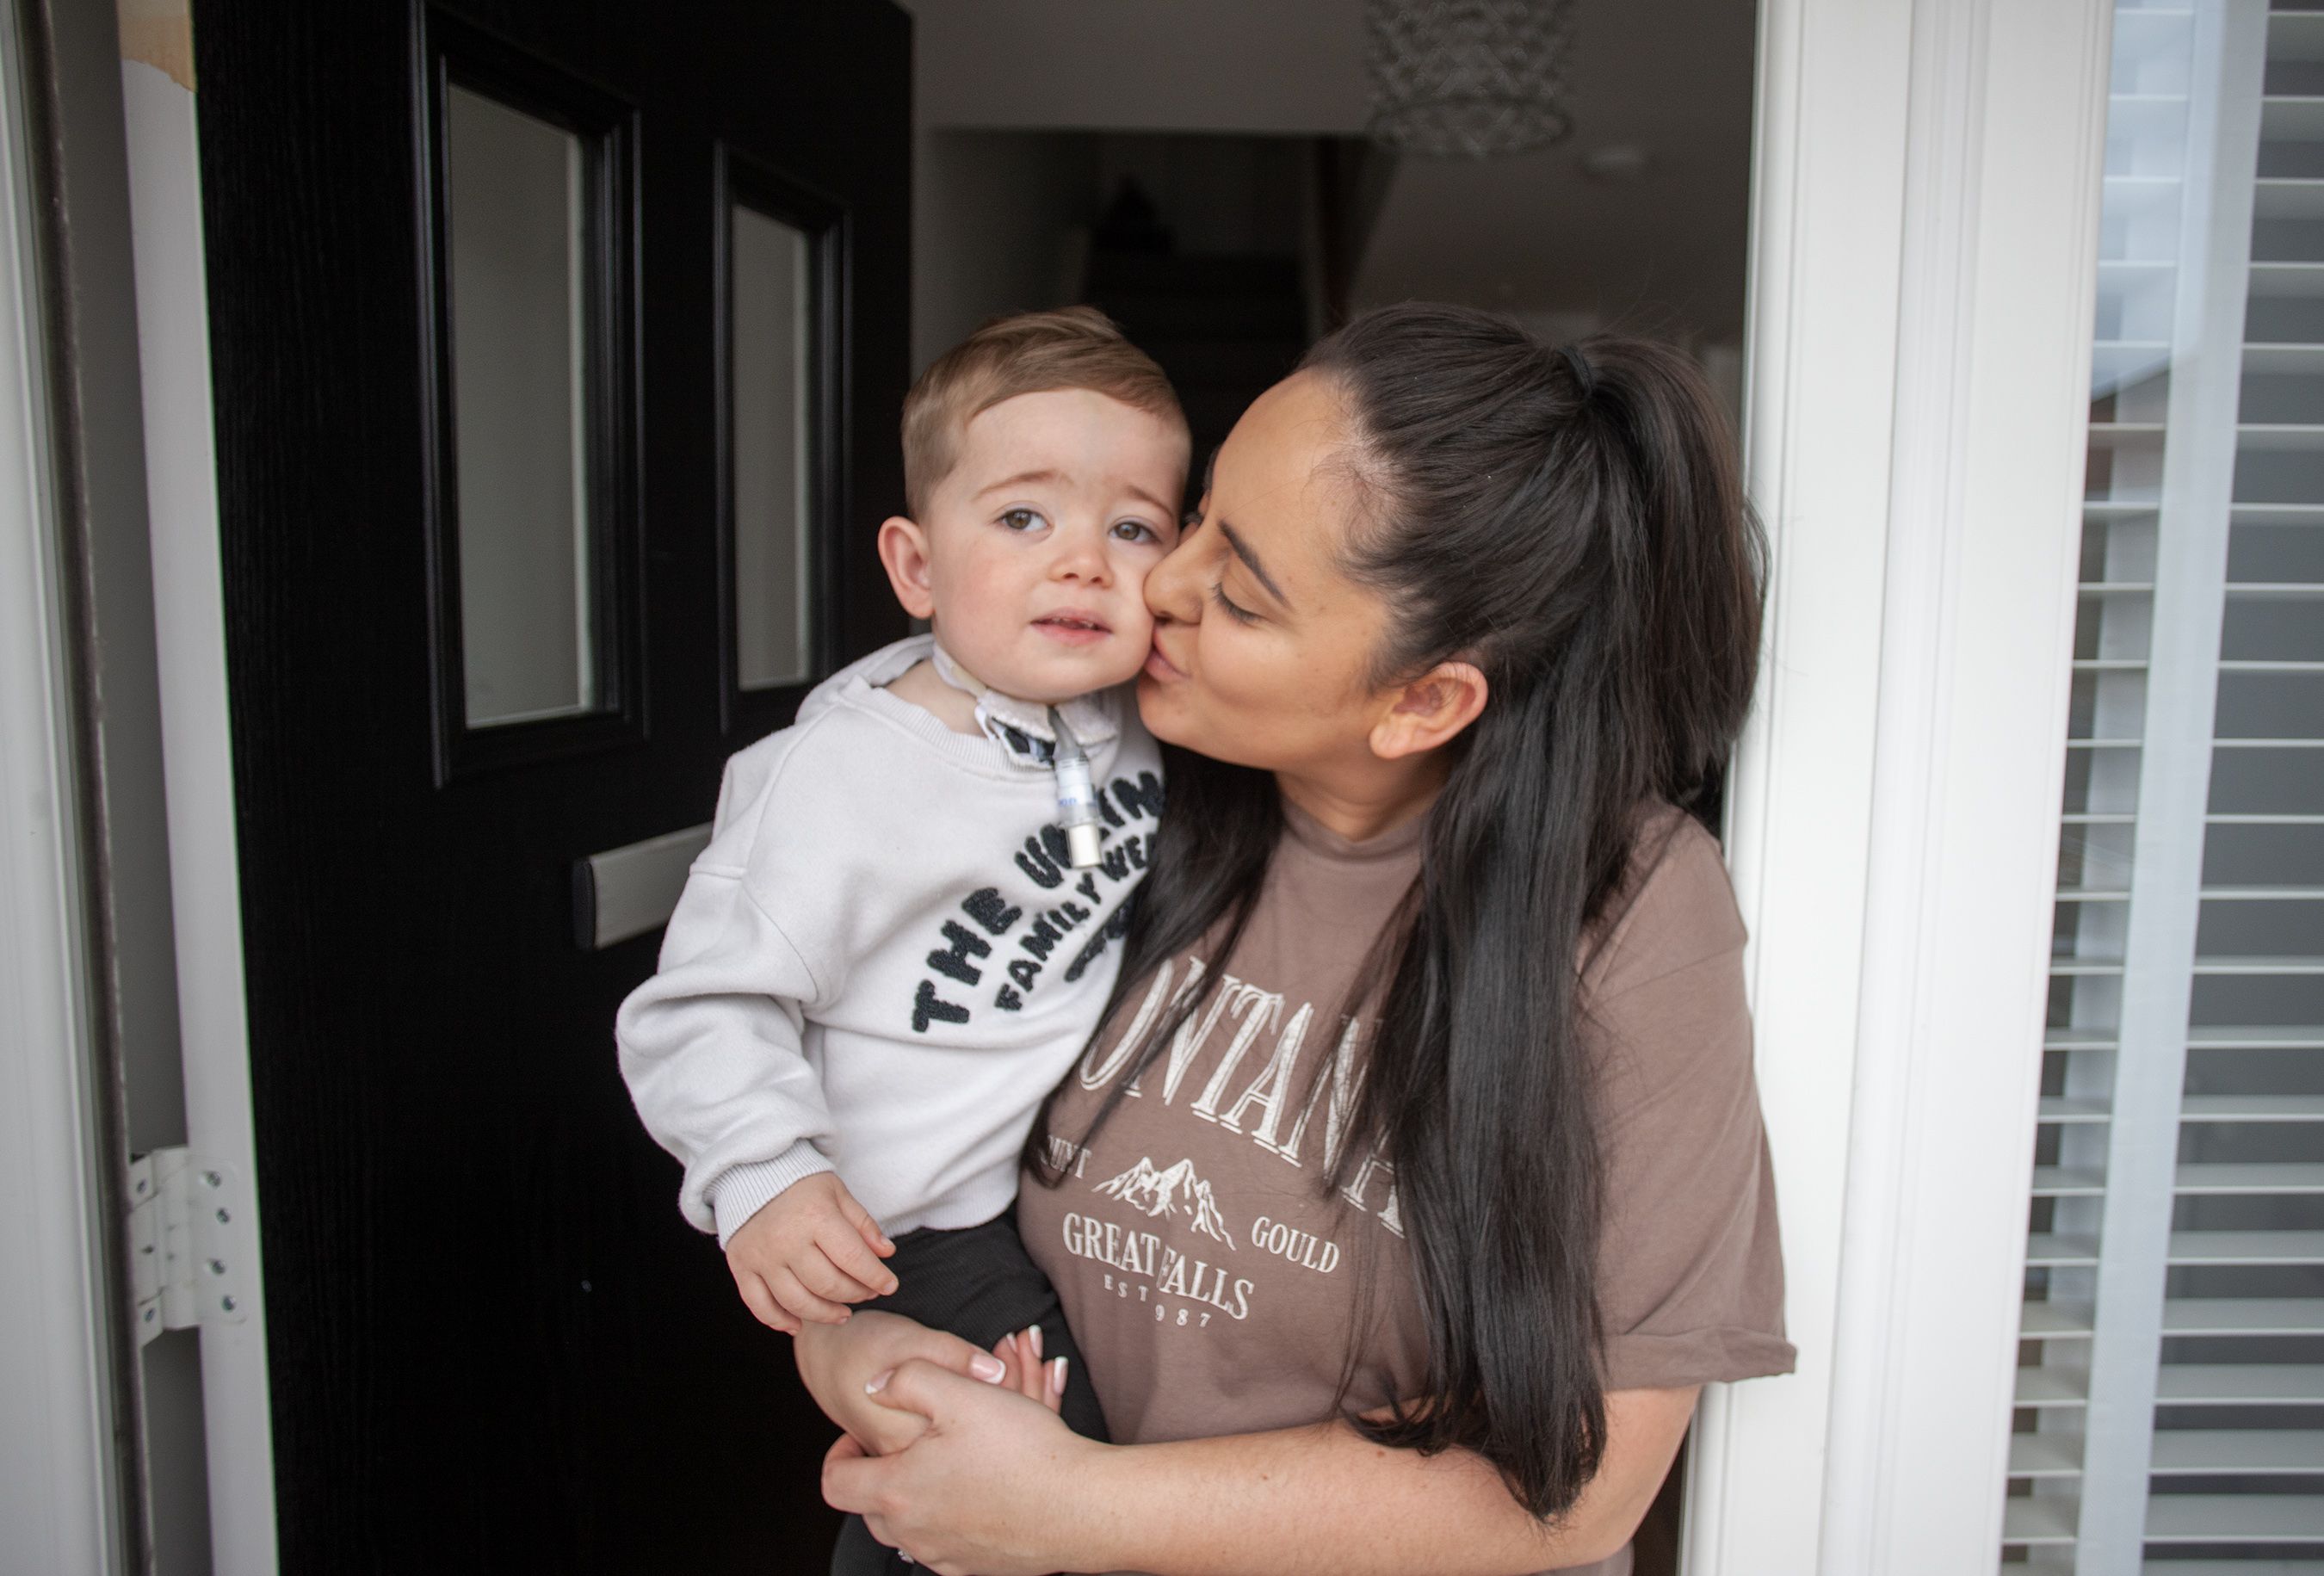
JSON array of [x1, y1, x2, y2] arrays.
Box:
[[192, 2, 909, 1567]]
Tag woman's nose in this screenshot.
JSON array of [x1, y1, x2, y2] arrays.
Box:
[[1144, 534, 1202, 624]]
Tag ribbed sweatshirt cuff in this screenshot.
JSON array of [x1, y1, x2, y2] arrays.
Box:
[[711, 1143, 835, 1246]]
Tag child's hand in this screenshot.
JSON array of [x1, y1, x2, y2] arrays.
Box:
[[990, 1325, 1068, 1415], [725, 1172, 899, 1334]]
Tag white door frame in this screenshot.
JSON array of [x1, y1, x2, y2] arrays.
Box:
[[118, 30, 283, 1576], [1690, 2, 2111, 1572], [0, 0, 131, 1567]]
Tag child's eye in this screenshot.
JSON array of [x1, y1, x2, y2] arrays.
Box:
[[998, 507, 1048, 533], [1111, 518, 1159, 544], [1208, 580, 1259, 626]]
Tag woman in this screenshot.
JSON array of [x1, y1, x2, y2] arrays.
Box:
[[800, 304, 1793, 1575]]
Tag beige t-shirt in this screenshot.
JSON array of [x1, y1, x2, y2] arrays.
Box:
[[1018, 800, 1794, 1575]]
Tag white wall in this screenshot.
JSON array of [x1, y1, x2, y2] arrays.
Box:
[[912, 130, 1097, 376], [901, 0, 1367, 136]]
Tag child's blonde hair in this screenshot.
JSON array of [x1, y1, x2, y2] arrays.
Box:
[[902, 306, 1187, 516]]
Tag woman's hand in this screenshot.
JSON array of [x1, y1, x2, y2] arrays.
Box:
[[793, 1312, 1011, 1456], [822, 1359, 1107, 1575]]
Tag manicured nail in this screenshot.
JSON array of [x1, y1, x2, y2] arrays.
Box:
[[1027, 1324, 1044, 1363], [970, 1352, 1007, 1383], [865, 1369, 893, 1395], [1049, 1356, 1068, 1396]]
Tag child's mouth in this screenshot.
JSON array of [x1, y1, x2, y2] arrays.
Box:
[[1034, 613, 1112, 646]]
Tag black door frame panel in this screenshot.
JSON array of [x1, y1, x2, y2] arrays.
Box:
[[415, 6, 648, 782]]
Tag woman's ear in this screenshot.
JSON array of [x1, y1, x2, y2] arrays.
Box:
[[1369, 661, 1488, 762], [877, 516, 936, 621]]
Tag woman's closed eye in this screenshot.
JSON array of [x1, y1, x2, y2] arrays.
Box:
[[1208, 579, 1259, 625], [998, 506, 1049, 534]]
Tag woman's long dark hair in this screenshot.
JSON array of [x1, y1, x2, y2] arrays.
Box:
[[1027, 304, 1766, 1521]]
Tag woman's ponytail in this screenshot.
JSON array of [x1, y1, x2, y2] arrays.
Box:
[[1306, 309, 1765, 1518]]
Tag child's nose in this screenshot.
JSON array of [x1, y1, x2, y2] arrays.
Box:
[[1050, 528, 1112, 584]]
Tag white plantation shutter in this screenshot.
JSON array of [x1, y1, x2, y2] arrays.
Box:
[[2005, 1, 2324, 1569]]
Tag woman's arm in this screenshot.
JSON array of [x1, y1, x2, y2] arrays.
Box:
[[793, 1312, 1012, 1455], [823, 1359, 1697, 1576]]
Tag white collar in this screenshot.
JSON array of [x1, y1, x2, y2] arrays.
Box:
[[930, 640, 1120, 760]]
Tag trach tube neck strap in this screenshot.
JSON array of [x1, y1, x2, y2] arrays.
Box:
[[929, 640, 1108, 868]]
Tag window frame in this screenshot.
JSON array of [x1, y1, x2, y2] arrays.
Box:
[[713, 145, 849, 739], [414, 6, 645, 782]]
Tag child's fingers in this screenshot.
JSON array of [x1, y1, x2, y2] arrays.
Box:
[[815, 1221, 900, 1299], [735, 1272, 800, 1335], [770, 1265, 853, 1326], [797, 1243, 886, 1305], [834, 1188, 898, 1258]]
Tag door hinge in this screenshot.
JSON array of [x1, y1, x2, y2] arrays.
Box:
[[127, 1148, 251, 1347]]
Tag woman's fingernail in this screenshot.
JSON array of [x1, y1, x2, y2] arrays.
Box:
[[1050, 1356, 1068, 1394], [970, 1352, 1007, 1383], [864, 1369, 893, 1395], [1027, 1324, 1044, 1362]]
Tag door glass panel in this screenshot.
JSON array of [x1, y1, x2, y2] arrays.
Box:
[[729, 201, 814, 691], [447, 84, 596, 728]]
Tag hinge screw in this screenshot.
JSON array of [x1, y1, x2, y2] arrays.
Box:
[[215, 1208, 231, 1224], [207, 1258, 226, 1276], [203, 1171, 222, 1188], [220, 1295, 237, 1313]]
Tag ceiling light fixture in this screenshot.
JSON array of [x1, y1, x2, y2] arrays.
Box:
[[1365, 0, 1576, 159]]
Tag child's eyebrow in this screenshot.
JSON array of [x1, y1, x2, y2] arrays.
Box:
[[1122, 483, 1177, 517], [974, 469, 1068, 498]]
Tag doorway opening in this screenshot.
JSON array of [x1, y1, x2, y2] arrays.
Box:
[[902, 5, 1758, 1571]]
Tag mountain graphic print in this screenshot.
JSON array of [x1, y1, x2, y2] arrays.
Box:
[[1093, 1156, 1236, 1249]]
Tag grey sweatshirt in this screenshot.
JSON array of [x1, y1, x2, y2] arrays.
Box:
[[615, 635, 1164, 1243]]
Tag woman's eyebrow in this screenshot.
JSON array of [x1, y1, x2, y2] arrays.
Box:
[[1218, 522, 1289, 606]]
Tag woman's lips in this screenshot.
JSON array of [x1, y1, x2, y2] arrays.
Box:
[[1143, 640, 1188, 683]]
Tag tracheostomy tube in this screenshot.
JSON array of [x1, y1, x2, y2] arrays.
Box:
[[1048, 708, 1103, 869]]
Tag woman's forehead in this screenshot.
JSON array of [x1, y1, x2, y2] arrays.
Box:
[[1213, 373, 1362, 554]]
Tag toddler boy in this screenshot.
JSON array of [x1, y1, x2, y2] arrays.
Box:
[[616, 308, 1186, 1481]]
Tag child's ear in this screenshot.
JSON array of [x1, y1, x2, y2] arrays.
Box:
[[877, 516, 936, 621]]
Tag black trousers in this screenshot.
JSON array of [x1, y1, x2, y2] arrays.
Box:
[[829, 1210, 1106, 1576]]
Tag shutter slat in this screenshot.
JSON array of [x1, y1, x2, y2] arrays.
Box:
[[2026, 1233, 2104, 1267], [2000, 1497, 2081, 1544], [2145, 1494, 2324, 1541], [2149, 1430, 2324, 1474], [2016, 1368, 2091, 1407], [2173, 1162, 2324, 1194], [2031, 1167, 2108, 1197], [2179, 1095, 2324, 1122], [2154, 1365, 2324, 1405], [2007, 1434, 2085, 1477], [2022, 1301, 2097, 1338], [2165, 1230, 2324, 1264], [2162, 1298, 2324, 1337]]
